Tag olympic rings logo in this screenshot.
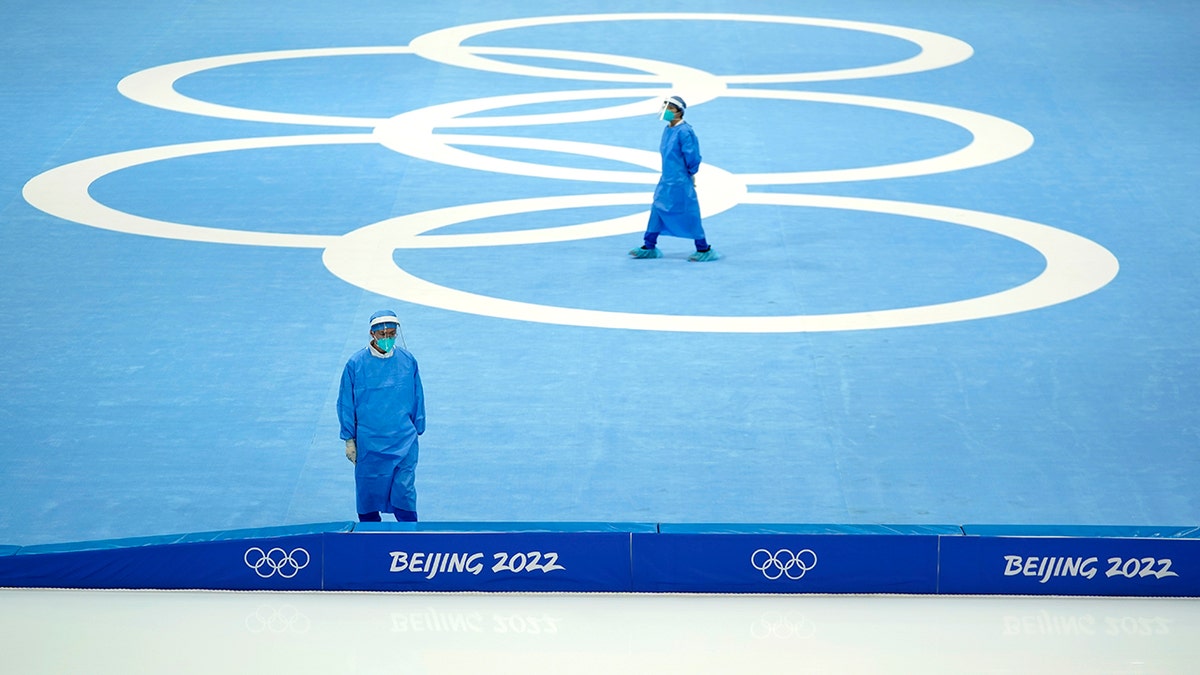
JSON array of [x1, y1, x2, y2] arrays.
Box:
[[22, 12, 1118, 333], [244, 546, 311, 579], [751, 548, 818, 580]]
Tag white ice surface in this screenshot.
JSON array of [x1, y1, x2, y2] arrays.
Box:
[[1, 590, 1196, 673]]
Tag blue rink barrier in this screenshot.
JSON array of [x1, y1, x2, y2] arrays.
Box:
[[940, 525, 1200, 596], [0, 523, 353, 590], [1, 522, 1198, 595], [633, 524, 958, 594], [326, 522, 656, 592]]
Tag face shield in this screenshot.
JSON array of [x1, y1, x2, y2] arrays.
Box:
[[658, 96, 686, 121], [368, 312, 407, 352]]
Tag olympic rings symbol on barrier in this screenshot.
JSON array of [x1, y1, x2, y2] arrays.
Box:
[[21, 12, 1119, 333], [244, 546, 311, 579], [751, 548, 818, 580]]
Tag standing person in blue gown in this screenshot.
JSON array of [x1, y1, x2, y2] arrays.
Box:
[[630, 95, 718, 262], [337, 310, 426, 522]]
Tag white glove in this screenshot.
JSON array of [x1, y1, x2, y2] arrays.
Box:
[[345, 438, 357, 464]]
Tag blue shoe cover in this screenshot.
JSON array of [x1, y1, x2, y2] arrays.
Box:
[[629, 247, 663, 259], [688, 249, 719, 262]]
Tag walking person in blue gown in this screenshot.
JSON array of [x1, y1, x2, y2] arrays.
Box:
[[630, 95, 718, 262], [337, 310, 426, 522]]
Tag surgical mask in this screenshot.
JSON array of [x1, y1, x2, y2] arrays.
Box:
[[660, 108, 676, 122], [375, 337, 396, 353]]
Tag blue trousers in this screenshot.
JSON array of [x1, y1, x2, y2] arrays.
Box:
[[644, 231, 709, 251], [358, 508, 418, 522]]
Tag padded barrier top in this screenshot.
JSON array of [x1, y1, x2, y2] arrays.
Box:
[[7, 522, 1200, 554], [352, 521, 658, 533], [962, 524, 1200, 538], [5, 521, 356, 556], [659, 523, 964, 535]]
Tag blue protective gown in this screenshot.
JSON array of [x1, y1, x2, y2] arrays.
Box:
[[337, 345, 425, 515], [646, 120, 705, 239]]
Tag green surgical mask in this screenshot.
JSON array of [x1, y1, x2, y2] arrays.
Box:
[[376, 337, 396, 353], [661, 109, 676, 122]]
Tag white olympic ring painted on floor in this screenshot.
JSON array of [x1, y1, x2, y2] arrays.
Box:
[[321, 191, 1118, 332], [22, 12, 1117, 333], [244, 546, 311, 579], [371, 88, 1032, 186], [117, 13, 973, 124], [23, 135, 358, 247], [117, 46, 727, 128], [406, 13, 973, 84]]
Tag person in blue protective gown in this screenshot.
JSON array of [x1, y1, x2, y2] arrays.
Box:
[[337, 310, 426, 522], [630, 95, 718, 262]]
